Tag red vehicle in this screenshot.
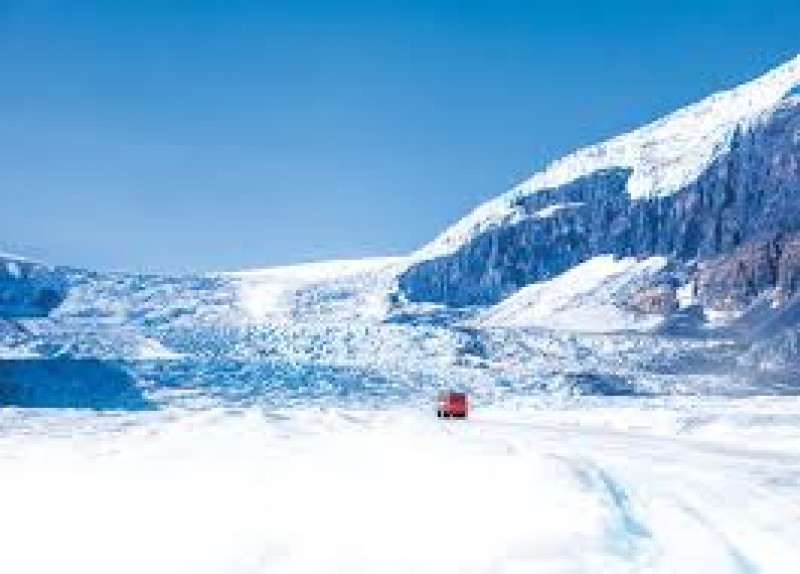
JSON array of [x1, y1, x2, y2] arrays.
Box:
[[437, 391, 468, 419]]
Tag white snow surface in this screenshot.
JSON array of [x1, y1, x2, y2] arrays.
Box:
[[223, 256, 405, 323], [0, 252, 38, 266], [223, 256, 403, 281], [479, 255, 669, 332], [420, 55, 800, 260], [0, 345, 38, 359], [532, 202, 585, 219], [1, 399, 798, 574], [136, 337, 184, 360]]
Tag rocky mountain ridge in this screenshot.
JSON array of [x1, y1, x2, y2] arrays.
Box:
[[399, 61, 800, 333]]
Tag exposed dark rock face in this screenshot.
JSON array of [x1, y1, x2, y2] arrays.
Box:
[[694, 233, 800, 311], [400, 98, 800, 307], [400, 168, 633, 306], [777, 235, 800, 300], [629, 285, 679, 315], [740, 326, 800, 374], [695, 237, 783, 311]]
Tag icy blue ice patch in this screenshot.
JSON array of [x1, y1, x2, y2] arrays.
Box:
[[0, 358, 151, 410]]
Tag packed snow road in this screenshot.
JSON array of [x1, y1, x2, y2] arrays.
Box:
[[0, 398, 799, 574]]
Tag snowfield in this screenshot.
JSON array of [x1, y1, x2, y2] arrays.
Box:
[[4, 244, 799, 572], [1, 399, 798, 574], [4, 248, 799, 572]]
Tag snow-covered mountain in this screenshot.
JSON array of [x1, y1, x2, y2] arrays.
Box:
[[416, 55, 800, 261], [398, 55, 800, 356]]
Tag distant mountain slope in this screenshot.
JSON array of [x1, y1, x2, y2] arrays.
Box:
[[399, 55, 800, 332], [418, 55, 800, 261], [0, 253, 66, 318]]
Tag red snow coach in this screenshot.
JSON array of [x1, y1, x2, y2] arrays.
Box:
[[437, 391, 468, 419]]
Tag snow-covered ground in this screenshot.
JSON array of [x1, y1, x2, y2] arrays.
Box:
[[1, 398, 798, 574]]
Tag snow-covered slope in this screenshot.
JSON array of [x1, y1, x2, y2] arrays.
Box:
[[2, 399, 799, 574], [478, 255, 669, 332], [420, 55, 800, 260], [53, 257, 406, 328], [223, 257, 405, 324]]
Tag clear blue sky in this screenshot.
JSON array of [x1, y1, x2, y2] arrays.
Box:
[[1, 0, 798, 272]]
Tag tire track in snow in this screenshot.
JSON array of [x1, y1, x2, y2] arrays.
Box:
[[672, 500, 759, 574], [551, 454, 656, 569]]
